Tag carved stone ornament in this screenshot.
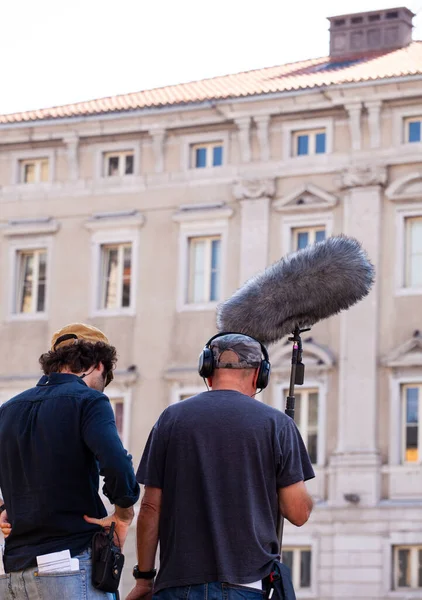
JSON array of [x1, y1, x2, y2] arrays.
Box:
[[233, 178, 276, 201], [381, 331, 422, 368], [338, 164, 387, 189]]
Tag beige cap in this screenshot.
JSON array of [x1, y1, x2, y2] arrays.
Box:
[[51, 323, 110, 350]]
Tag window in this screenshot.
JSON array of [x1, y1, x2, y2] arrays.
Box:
[[284, 388, 319, 463], [406, 118, 422, 143], [292, 130, 326, 157], [103, 151, 134, 177], [110, 397, 125, 438], [402, 383, 421, 463], [15, 249, 47, 314], [191, 142, 223, 168], [187, 236, 221, 303], [292, 226, 326, 250], [282, 547, 312, 590], [20, 158, 49, 183], [405, 217, 422, 288], [393, 545, 422, 589], [99, 243, 132, 310]]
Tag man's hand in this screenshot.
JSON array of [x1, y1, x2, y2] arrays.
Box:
[[84, 505, 134, 549], [0, 510, 11, 539], [125, 580, 153, 600]]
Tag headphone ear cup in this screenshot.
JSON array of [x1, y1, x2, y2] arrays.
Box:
[[198, 347, 214, 378], [256, 360, 271, 390]]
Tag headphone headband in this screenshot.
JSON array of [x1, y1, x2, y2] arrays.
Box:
[[204, 331, 269, 363]]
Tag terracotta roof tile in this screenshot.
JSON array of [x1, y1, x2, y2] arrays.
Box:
[[1, 43, 422, 124]]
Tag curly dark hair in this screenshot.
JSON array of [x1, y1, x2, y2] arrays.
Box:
[[39, 340, 117, 378]]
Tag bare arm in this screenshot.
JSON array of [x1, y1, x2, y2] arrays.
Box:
[[0, 499, 11, 539], [126, 486, 162, 600], [278, 481, 313, 527]]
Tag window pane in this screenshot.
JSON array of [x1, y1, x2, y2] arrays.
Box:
[[113, 401, 124, 437], [195, 147, 207, 168], [315, 229, 326, 243], [24, 163, 35, 183], [418, 549, 422, 587], [307, 433, 318, 464], [300, 550, 312, 588], [37, 251, 47, 312], [408, 121, 421, 143], [103, 247, 119, 308], [308, 392, 319, 427], [210, 239, 221, 302], [107, 156, 119, 176], [125, 154, 134, 175], [213, 145, 223, 166], [295, 393, 302, 426], [405, 387, 419, 462], [282, 550, 293, 575], [19, 253, 34, 313], [397, 548, 410, 587], [407, 219, 422, 287], [121, 245, 132, 308], [40, 160, 49, 182], [297, 135, 309, 156], [315, 132, 326, 154], [297, 232, 309, 250], [190, 240, 206, 302]]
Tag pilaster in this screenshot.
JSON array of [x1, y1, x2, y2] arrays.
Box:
[[233, 178, 275, 284], [345, 102, 362, 152], [254, 115, 271, 162], [330, 164, 387, 507], [235, 117, 252, 163], [64, 133, 79, 181], [150, 128, 166, 173], [365, 100, 382, 149]]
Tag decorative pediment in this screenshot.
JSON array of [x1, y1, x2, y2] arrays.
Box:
[[273, 184, 338, 213], [386, 172, 422, 202], [381, 332, 422, 368], [270, 338, 335, 374]]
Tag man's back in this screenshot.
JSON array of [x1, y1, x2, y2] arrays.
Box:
[[0, 372, 137, 572], [138, 389, 313, 592]]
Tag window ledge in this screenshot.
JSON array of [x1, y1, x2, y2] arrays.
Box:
[[85, 211, 145, 231], [91, 308, 136, 318], [395, 286, 422, 297], [7, 312, 48, 322], [3, 218, 60, 237], [177, 301, 219, 313], [173, 205, 233, 223]]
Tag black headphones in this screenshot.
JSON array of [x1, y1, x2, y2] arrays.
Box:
[[198, 332, 271, 390]]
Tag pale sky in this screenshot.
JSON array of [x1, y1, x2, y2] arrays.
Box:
[[2, 0, 422, 115]]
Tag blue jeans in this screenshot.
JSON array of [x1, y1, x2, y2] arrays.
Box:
[[0, 548, 115, 599], [154, 582, 265, 600]]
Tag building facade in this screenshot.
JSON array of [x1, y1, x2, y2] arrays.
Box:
[[0, 6, 422, 599]]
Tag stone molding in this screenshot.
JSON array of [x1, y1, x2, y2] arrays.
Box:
[[273, 183, 338, 213], [233, 178, 275, 201], [385, 171, 422, 202], [381, 331, 422, 368], [338, 164, 388, 189]]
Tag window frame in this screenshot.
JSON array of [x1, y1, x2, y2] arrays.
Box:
[[282, 118, 333, 161], [94, 141, 141, 180], [383, 535, 422, 597], [280, 535, 318, 598], [392, 545, 422, 590], [19, 158, 50, 184], [99, 242, 133, 312], [7, 236, 53, 321], [174, 210, 231, 312], [103, 150, 135, 177], [187, 235, 222, 305], [395, 206, 422, 297], [281, 213, 334, 256], [190, 141, 224, 169], [11, 149, 55, 185], [282, 546, 313, 592], [291, 129, 327, 157], [107, 388, 132, 449], [401, 382, 422, 465], [89, 227, 140, 317], [291, 226, 327, 251], [181, 131, 230, 172]]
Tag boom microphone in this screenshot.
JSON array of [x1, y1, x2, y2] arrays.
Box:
[[216, 235, 375, 345]]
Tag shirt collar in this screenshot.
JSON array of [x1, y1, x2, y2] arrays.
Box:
[[36, 373, 88, 387]]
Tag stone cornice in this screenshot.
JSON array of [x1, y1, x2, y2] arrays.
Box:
[[233, 178, 276, 201], [338, 164, 388, 189]]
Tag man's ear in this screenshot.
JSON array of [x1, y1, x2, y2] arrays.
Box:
[[252, 368, 260, 391], [207, 376, 213, 389]]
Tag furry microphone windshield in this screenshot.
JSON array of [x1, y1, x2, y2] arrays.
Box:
[[216, 235, 375, 345]]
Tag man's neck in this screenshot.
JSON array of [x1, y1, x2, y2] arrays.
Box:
[[210, 382, 254, 396]]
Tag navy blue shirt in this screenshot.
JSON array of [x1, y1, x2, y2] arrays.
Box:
[[0, 373, 140, 572], [137, 390, 315, 592]]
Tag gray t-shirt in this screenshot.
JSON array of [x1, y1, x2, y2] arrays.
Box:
[[136, 390, 314, 592]]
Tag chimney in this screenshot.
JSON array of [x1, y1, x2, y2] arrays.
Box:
[[328, 6, 414, 57]]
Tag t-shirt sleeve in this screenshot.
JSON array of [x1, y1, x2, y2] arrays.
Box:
[[275, 417, 315, 488], [136, 416, 167, 488]]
